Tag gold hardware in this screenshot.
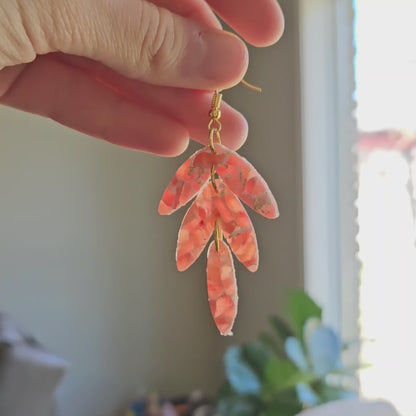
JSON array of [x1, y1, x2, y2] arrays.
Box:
[[211, 166, 218, 192], [209, 128, 221, 153], [209, 91, 223, 120], [241, 79, 262, 92], [208, 90, 223, 192], [214, 220, 223, 252]]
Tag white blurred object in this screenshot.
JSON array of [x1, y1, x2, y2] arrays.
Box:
[[0, 313, 68, 416], [296, 399, 400, 416]]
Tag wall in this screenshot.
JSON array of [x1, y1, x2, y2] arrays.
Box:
[[0, 1, 302, 415]]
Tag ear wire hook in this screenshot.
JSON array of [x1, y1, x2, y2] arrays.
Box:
[[208, 80, 261, 194], [241, 79, 262, 93]]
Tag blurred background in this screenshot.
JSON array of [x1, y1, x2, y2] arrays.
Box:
[[0, 0, 415, 415]]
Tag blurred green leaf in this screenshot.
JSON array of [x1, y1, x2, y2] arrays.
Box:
[[216, 290, 361, 416], [217, 397, 259, 416], [217, 381, 235, 400], [264, 358, 315, 393], [241, 343, 272, 378], [261, 390, 303, 416], [287, 291, 322, 339], [319, 385, 357, 402], [259, 332, 285, 357], [269, 315, 294, 342], [225, 346, 262, 396]]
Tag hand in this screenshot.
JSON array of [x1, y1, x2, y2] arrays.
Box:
[[0, 0, 284, 156]]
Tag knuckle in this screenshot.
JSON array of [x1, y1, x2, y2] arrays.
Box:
[[135, 5, 183, 78], [0, 0, 37, 67]]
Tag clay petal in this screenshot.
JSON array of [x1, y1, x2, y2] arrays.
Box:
[[176, 183, 217, 271], [207, 240, 238, 336], [212, 181, 259, 272], [215, 144, 279, 219], [158, 147, 213, 215]]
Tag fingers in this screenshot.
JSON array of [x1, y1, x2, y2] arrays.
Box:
[[148, 0, 284, 48], [24, 0, 248, 90], [206, 0, 285, 47], [0, 56, 189, 156], [54, 54, 248, 150], [148, 0, 222, 29], [96, 77, 249, 150]]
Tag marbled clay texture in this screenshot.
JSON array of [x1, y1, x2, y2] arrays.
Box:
[[158, 147, 226, 215], [176, 180, 258, 272], [160, 143, 278, 335], [158, 145, 278, 219], [213, 181, 258, 272], [176, 183, 216, 272], [207, 240, 238, 336], [214, 144, 279, 219]]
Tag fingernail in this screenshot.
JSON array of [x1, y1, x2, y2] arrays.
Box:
[[184, 30, 249, 89]]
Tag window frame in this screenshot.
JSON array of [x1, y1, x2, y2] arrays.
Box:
[[298, 0, 359, 339]]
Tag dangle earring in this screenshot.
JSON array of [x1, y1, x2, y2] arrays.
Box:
[[158, 87, 279, 336]]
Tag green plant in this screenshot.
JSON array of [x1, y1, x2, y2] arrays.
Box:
[[216, 290, 359, 416]]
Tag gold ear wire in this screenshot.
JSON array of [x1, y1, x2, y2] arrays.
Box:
[[241, 79, 262, 93]]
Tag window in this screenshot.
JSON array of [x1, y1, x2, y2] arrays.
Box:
[[300, 1, 416, 414], [355, 1, 416, 414]]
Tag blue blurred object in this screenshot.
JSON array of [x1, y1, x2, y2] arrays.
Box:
[[306, 325, 341, 377], [131, 399, 147, 416], [296, 383, 319, 407], [224, 346, 262, 395], [285, 337, 308, 372]]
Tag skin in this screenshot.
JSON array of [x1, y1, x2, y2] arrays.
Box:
[[0, 0, 284, 156]]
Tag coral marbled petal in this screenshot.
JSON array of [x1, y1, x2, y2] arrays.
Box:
[[158, 148, 212, 215], [207, 240, 238, 336], [176, 183, 218, 271], [212, 181, 259, 272], [214, 144, 279, 219]]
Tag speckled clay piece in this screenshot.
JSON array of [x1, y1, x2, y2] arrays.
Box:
[[207, 240, 237, 336], [176, 182, 216, 272], [215, 144, 279, 219], [159, 140, 278, 335], [176, 180, 258, 273], [159, 145, 278, 219]]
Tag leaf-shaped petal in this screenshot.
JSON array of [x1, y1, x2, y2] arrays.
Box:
[[296, 383, 320, 407], [176, 183, 216, 271], [306, 326, 341, 377], [207, 240, 238, 336], [158, 147, 214, 215], [214, 144, 279, 219], [285, 337, 309, 372], [212, 180, 259, 272], [224, 346, 262, 395]]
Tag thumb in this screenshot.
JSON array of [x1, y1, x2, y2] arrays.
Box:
[[24, 0, 249, 89]]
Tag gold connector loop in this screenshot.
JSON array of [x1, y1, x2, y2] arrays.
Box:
[[209, 128, 221, 152], [208, 118, 222, 133]]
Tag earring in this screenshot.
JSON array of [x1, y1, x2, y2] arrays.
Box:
[[158, 88, 279, 336]]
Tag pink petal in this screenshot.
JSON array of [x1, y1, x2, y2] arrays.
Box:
[[158, 148, 212, 215], [207, 240, 238, 336], [214, 144, 279, 219], [176, 182, 217, 271], [212, 181, 259, 272]]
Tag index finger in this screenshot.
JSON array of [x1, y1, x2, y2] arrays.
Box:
[[206, 0, 284, 47]]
